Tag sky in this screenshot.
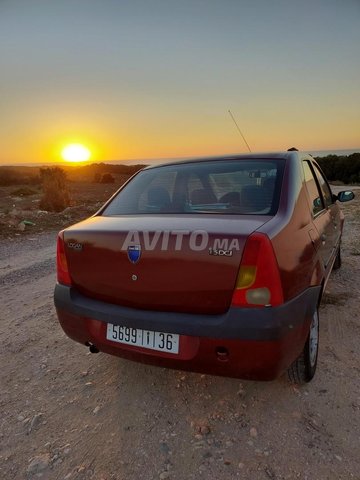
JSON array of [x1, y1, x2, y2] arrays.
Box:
[[0, 0, 359, 165]]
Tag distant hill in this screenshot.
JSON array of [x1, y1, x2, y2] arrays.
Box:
[[1, 153, 360, 186], [0, 162, 147, 186], [62, 162, 147, 182]]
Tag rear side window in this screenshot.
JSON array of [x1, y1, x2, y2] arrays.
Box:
[[313, 164, 333, 207], [302, 161, 324, 216], [102, 159, 285, 216]]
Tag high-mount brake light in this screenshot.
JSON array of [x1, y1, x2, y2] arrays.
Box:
[[232, 233, 283, 307], [56, 232, 72, 286]]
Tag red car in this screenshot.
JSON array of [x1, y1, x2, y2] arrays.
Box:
[[54, 151, 354, 383]]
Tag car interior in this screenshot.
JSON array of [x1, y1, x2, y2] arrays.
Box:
[[102, 160, 283, 216]]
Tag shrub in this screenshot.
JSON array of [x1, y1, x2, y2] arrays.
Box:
[[100, 173, 115, 184], [93, 173, 101, 183], [0, 168, 41, 186], [39, 167, 70, 212], [11, 187, 37, 196], [317, 153, 360, 184], [0, 169, 19, 186]]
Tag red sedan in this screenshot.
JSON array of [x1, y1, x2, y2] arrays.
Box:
[[54, 151, 354, 382]]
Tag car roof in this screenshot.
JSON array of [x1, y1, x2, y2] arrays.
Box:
[[144, 151, 310, 170]]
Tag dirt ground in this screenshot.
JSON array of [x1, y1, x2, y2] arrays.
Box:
[[0, 180, 127, 239], [0, 187, 360, 480]]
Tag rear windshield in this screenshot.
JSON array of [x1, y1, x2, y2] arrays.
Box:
[[102, 159, 284, 216]]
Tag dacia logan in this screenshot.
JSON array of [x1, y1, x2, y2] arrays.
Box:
[[54, 151, 354, 382]]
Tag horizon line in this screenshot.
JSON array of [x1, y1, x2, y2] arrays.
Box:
[[1, 147, 360, 168]]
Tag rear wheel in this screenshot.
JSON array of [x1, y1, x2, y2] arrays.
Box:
[[332, 245, 341, 270], [288, 309, 319, 384]]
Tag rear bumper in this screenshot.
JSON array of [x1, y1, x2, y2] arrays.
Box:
[[54, 284, 321, 380]]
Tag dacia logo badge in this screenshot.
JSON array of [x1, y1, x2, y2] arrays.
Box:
[[127, 245, 141, 264]]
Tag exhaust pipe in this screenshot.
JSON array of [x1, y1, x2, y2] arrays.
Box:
[[216, 346, 229, 362], [85, 341, 99, 353]]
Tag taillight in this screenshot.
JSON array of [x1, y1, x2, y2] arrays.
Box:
[[232, 233, 283, 307], [56, 231, 72, 286]]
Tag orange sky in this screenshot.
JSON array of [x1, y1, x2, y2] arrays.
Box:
[[1, 1, 359, 165]]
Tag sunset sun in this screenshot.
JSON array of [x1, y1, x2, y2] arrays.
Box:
[[61, 143, 91, 163]]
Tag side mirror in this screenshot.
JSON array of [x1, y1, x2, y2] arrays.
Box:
[[313, 197, 322, 209], [337, 190, 355, 202]]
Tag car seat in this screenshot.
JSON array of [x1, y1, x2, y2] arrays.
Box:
[[147, 186, 171, 210], [241, 185, 269, 212], [190, 189, 217, 204]]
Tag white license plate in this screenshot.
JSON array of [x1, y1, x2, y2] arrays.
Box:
[[106, 324, 179, 354]]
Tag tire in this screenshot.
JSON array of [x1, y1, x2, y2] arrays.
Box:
[[288, 309, 319, 384], [332, 245, 341, 270]]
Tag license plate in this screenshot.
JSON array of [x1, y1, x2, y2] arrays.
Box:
[[106, 324, 179, 354]]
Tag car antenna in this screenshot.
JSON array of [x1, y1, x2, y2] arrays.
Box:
[[228, 109, 252, 153]]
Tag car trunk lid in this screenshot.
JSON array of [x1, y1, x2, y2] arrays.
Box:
[[64, 214, 271, 314]]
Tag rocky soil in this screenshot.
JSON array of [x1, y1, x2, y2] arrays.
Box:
[[0, 181, 123, 239], [0, 188, 360, 480]]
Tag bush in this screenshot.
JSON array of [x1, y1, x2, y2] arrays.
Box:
[[317, 153, 360, 184], [100, 173, 115, 184], [0, 169, 19, 186], [11, 187, 37, 196], [0, 168, 41, 186], [93, 173, 101, 183], [39, 167, 70, 212]]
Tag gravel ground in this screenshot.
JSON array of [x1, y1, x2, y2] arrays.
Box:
[[0, 190, 360, 480]]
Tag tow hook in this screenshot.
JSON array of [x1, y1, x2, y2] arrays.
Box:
[[85, 341, 99, 353]]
